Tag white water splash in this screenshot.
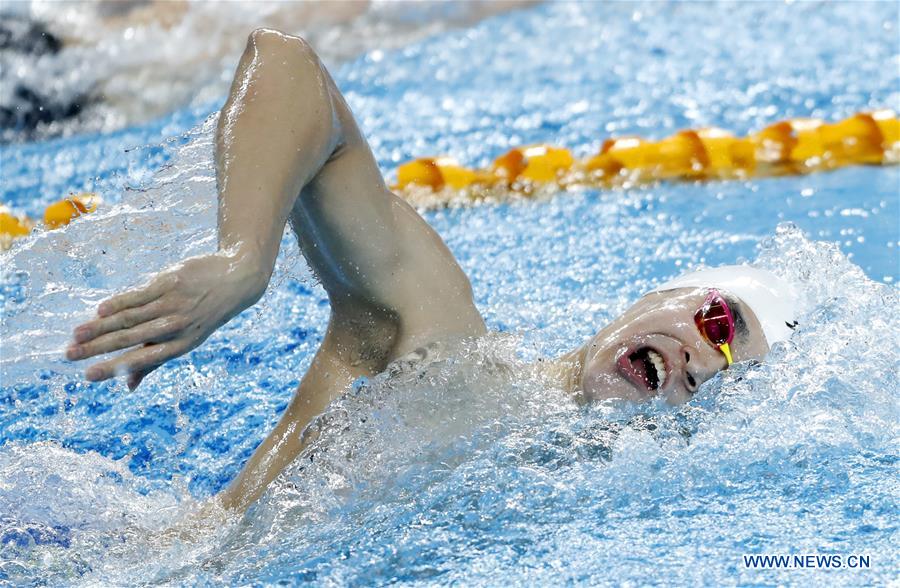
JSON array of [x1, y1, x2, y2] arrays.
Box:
[[2, 0, 535, 141]]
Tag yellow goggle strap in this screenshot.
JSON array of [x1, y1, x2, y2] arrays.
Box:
[[719, 342, 734, 366]]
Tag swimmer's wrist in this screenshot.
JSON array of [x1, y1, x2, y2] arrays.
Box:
[[217, 245, 273, 304], [219, 241, 269, 269]]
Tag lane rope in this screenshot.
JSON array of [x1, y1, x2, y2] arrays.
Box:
[[393, 110, 898, 206], [2, 110, 897, 249]]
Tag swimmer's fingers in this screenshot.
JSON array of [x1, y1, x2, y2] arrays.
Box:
[[84, 339, 190, 383], [96, 276, 170, 318], [72, 298, 169, 345], [67, 315, 184, 361]]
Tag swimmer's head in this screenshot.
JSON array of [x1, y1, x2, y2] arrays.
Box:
[[573, 266, 799, 404]]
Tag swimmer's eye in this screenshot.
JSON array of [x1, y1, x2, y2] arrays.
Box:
[[686, 373, 696, 388]]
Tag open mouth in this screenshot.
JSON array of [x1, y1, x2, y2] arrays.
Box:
[[617, 346, 667, 392]]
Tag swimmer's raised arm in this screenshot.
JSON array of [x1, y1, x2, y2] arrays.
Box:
[[214, 30, 486, 512], [70, 29, 484, 511], [70, 27, 482, 387]]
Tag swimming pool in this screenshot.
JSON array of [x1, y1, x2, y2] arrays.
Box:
[[1, 2, 898, 585]]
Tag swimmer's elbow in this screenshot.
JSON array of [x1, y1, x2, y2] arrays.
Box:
[[247, 28, 318, 64], [245, 28, 328, 91], [243, 27, 339, 146]]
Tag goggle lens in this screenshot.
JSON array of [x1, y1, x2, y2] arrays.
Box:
[[694, 290, 735, 364]]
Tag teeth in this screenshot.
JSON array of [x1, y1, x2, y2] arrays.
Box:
[[648, 350, 666, 388]]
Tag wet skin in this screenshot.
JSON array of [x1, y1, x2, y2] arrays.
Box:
[[67, 29, 770, 514]]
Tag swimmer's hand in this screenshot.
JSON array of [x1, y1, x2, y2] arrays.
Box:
[[67, 250, 268, 389]]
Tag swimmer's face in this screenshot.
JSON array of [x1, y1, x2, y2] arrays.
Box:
[[578, 288, 769, 404]]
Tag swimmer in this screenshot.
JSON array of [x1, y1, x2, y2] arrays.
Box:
[[66, 30, 798, 513]]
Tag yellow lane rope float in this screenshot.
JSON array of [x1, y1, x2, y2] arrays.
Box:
[[1, 193, 100, 250], [1, 110, 897, 249], [395, 110, 898, 206]]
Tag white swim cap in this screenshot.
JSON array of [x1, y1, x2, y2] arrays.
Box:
[[650, 265, 799, 346]]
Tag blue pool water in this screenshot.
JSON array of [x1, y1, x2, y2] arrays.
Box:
[[1, 2, 898, 585]]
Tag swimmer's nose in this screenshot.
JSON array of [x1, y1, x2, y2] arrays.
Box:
[[680, 347, 699, 394], [680, 345, 719, 394]]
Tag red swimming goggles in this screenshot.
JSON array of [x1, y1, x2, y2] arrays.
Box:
[[694, 289, 735, 366]]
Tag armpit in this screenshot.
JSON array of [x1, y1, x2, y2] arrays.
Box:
[[327, 300, 400, 375]]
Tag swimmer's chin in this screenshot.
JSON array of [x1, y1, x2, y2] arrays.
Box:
[[538, 346, 584, 398]]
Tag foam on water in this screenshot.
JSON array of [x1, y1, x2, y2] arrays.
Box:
[[1, 2, 898, 585]]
